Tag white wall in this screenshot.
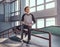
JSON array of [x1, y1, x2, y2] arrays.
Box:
[[32, 8, 57, 18], [55, 0, 60, 26], [31, 0, 59, 26], [31, 0, 57, 18]]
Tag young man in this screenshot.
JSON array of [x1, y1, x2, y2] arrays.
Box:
[[21, 6, 36, 44]]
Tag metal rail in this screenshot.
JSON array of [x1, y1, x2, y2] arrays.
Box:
[[0, 26, 15, 37], [0, 27, 51, 47], [31, 29, 51, 47]]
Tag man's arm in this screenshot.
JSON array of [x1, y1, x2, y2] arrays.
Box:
[[21, 14, 25, 25], [31, 14, 36, 23], [21, 14, 25, 21]]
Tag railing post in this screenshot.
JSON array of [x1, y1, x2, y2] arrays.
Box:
[[8, 30, 9, 38], [49, 33, 51, 47], [3, 33, 4, 38]]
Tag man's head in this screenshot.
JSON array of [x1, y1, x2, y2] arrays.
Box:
[[24, 6, 30, 13]]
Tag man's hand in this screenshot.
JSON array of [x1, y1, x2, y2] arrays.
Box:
[[29, 24, 32, 26]]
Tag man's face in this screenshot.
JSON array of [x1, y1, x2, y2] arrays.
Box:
[[25, 7, 30, 13]]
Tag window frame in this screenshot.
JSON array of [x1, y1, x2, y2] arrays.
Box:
[[46, 17, 55, 26], [37, 5, 44, 11], [30, 0, 36, 7], [37, 18, 45, 28], [30, 7, 36, 12], [25, 0, 55, 12], [45, 2, 55, 9], [37, 0, 44, 5]]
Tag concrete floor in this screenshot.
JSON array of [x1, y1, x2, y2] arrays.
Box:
[[0, 34, 60, 47]]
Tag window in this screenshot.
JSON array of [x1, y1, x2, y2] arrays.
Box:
[[15, 21, 20, 26], [11, 13, 14, 16], [30, 0, 35, 7], [15, 0, 19, 11], [37, 0, 44, 5], [37, 19, 44, 28], [26, 0, 29, 6], [11, 3, 14, 12], [46, 18, 55, 26], [37, 5, 44, 11], [46, 2, 55, 9], [18, 0, 20, 10], [32, 24, 36, 29], [46, 0, 53, 2], [30, 7, 36, 12], [15, 12, 19, 15]]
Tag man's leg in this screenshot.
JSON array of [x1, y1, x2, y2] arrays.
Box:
[[21, 30, 23, 40], [21, 25, 27, 39], [27, 27, 31, 43], [21, 25, 24, 40]]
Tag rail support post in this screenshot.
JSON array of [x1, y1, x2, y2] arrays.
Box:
[[49, 33, 51, 47]]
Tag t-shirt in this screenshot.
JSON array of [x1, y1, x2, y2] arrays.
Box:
[[21, 13, 36, 26]]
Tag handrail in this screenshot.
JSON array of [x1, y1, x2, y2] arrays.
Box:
[[0, 26, 51, 47], [31, 29, 51, 47], [31, 28, 50, 34], [0, 27, 14, 33], [0, 28, 12, 37], [0, 25, 21, 37], [0, 25, 21, 34], [0, 26, 16, 37]]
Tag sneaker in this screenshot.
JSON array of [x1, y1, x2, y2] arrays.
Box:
[[23, 40, 30, 44], [23, 40, 28, 43], [26, 43, 29, 46]]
